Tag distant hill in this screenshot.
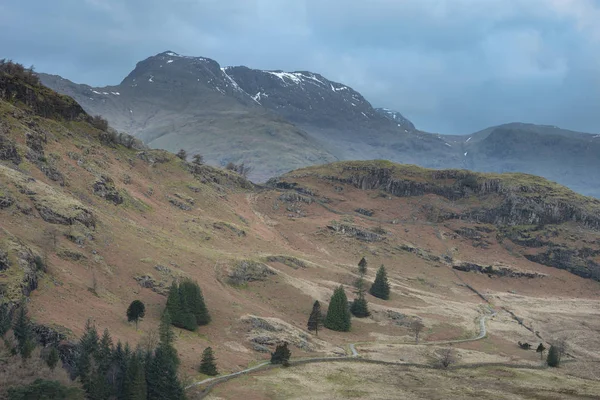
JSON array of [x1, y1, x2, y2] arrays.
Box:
[[39, 51, 600, 197]]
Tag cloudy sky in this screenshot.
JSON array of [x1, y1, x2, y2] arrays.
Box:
[[2, 0, 600, 134]]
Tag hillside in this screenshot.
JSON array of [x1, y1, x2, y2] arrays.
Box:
[[2, 71, 600, 398], [39, 51, 600, 199]]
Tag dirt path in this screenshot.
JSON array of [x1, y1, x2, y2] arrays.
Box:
[[185, 310, 496, 395]]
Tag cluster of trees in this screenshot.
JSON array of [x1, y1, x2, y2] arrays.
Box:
[[308, 258, 392, 334], [0, 59, 39, 86], [176, 149, 204, 166], [225, 162, 252, 178], [71, 312, 186, 399], [166, 280, 211, 331]]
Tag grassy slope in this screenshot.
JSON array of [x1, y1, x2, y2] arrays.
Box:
[[1, 83, 600, 397]]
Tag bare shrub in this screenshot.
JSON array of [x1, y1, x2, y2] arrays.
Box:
[[433, 347, 457, 368], [409, 319, 425, 344], [225, 162, 252, 178]]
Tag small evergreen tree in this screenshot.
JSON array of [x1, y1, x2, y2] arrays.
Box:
[[270, 342, 291, 366], [0, 303, 10, 337], [13, 305, 35, 359], [547, 345, 560, 367], [536, 343, 546, 360], [46, 346, 60, 371], [324, 286, 351, 332], [358, 257, 367, 276], [146, 343, 185, 400], [369, 265, 391, 300], [159, 311, 175, 348], [199, 347, 218, 376], [166, 282, 187, 330], [179, 280, 210, 328], [350, 296, 370, 318], [123, 351, 147, 400], [307, 300, 323, 336], [176, 149, 187, 161], [126, 300, 146, 329]]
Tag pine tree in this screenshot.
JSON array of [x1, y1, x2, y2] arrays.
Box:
[[270, 342, 291, 366], [126, 300, 146, 330], [0, 303, 10, 337], [111, 341, 129, 399], [123, 352, 147, 400], [180, 280, 211, 326], [13, 305, 35, 359], [324, 286, 351, 332], [46, 346, 60, 370], [96, 328, 113, 374], [159, 311, 175, 347], [547, 345, 560, 367], [358, 257, 367, 276], [536, 343, 546, 360], [146, 344, 185, 400], [76, 319, 100, 395], [307, 300, 323, 336], [167, 282, 197, 331], [199, 347, 218, 376], [350, 296, 370, 318], [177, 281, 199, 331], [369, 265, 391, 300], [351, 257, 370, 318]]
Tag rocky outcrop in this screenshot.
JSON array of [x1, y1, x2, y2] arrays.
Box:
[[0, 133, 21, 164], [213, 221, 246, 237], [92, 175, 124, 205], [0, 191, 14, 209], [327, 222, 385, 242], [228, 261, 275, 285], [524, 246, 600, 281], [0, 239, 44, 301], [293, 164, 600, 230], [278, 192, 313, 204], [35, 203, 96, 228], [241, 315, 331, 353], [264, 255, 307, 269], [452, 261, 545, 279]]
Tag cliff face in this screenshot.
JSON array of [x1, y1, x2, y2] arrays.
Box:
[[278, 162, 600, 230]]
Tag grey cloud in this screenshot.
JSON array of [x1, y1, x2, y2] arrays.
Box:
[[1, 0, 599, 134]]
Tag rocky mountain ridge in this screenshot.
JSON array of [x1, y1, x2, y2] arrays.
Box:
[[38, 51, 600, 198]]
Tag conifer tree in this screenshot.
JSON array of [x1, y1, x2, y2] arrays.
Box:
[[13, 305, 35, 359], [46, 346, 60, 370], [351, 258, 370, 318], [307, 300, 323, 336], [358, 257, 367, 276], [123, 351, 147, 400], [369, 265, 391, 300], [0, 303, 10, 337], [111, 341, 129, 399], [166, 282, 186, 329], [159, 311, 175, 347], [324, 286, 351, 332], [126, 300, 146, 330], [177, 282, 199, 331], [547, 345, 560, 367], [270, 342, 291, 366], [536, 343, 546, 360], [146, 344, 185, 400], [199, 347, 218, 376], [350, 296, 370, 318], [180, 280, 211, 326]]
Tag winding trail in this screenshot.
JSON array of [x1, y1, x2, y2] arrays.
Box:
[[185, 310, 496, 395]]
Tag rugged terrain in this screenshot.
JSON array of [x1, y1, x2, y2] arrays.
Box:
[[39, 51, 600, 198], [1, 72, 600, 399]]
